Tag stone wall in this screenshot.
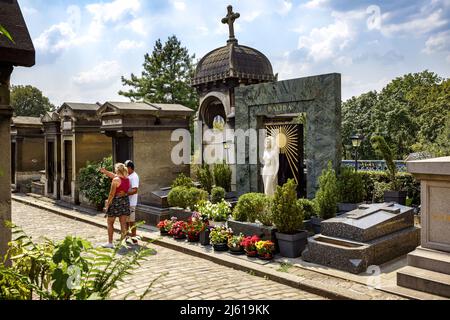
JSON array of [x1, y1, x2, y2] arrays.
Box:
[[20, 136, 44, 172], [133, 130, 190, 205]]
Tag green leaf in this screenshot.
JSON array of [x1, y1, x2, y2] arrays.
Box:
[[0, 25, 14, 44]]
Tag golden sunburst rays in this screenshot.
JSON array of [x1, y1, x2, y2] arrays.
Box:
[[266, 124, 300, 184]]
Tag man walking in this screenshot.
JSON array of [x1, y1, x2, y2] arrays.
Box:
[[100, 160, 140, 244]]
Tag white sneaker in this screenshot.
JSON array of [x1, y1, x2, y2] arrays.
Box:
[[101, 242, 114, 249]]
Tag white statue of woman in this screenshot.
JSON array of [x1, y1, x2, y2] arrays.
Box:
[[261, 136, 279, 196]]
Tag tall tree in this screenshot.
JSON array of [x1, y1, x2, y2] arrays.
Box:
[[119, 35, 198, 111], [11, 85, 55, 117]]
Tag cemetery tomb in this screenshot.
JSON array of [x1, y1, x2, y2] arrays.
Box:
[[10, 116, 45, 193], [97, 101, 194, 225], [57, 102, 112, 205], [397, 157, 450, 298], [302, 202, 420, 274], [41, 111, 61, 199]]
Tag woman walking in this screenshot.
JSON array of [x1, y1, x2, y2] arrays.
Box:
[[102, 163, 130, 248]]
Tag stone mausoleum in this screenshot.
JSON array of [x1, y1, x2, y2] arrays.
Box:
[[41, 111, 61, 200], [57, 102, 112, 204], [98, 101, 193, 224], [10, 116, 45, 193], [193, 5, 341, 198]]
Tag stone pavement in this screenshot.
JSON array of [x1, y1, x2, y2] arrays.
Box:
[[12, 193, 423, 300], [11, 200, 324, 300]]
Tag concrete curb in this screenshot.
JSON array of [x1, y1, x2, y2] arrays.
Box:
[[12, 195, 404, 300]]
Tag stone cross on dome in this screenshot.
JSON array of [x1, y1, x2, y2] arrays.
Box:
[[221, 5, 240, 43]]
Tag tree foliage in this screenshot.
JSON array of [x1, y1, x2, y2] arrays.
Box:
[[342, 70, 450, 159], [119, 35, 198, 111], [11, 85, 55, 117]]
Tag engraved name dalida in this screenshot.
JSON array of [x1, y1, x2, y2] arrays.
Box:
[[266, 103, 296, 114]]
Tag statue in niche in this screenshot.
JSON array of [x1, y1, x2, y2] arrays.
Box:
[[261, 136, 279, 196]]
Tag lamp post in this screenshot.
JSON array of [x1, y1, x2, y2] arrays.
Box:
[[350, 134, 363, 171]]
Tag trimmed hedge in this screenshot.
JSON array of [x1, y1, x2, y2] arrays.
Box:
[[233, 193, 266, 223], [358, 171, 420, 204], [79, 156, 113, 208], [211, 186, 226, 204], [168, 186, 208, 210]]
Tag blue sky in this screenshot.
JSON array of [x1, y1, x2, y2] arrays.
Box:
[[11, 0, 450, 106]]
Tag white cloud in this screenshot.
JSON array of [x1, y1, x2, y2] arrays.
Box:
[[423, 30, 450, 54], [298, 18, 353, 61], [278, 1, 293, 15], [86, 0, 141, 23], [117, 40, 145, 50], [302, 0, 329, 9], [381, 9, 448, 37], [73, 61, 122, 87], [126, 18, 148, 36], [172, 1, 186, 11]]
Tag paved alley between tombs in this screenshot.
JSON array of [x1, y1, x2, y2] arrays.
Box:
[[11, 201, 325, 300]]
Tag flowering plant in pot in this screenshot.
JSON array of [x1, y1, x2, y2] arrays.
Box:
[[168, 220, 187, 239], [240, 235, 261, 257], [255, 240, 275, 260], [227, 233, 245, 254], [156, 219, 174, 235], [183, 213, 205, 242], [209, 226, 233, 251]]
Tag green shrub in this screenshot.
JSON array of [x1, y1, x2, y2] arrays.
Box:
[[1, 223, 154, 300], [315, 162, 339, 219], [297, 198, 317, 220], [196, 164, 213, 193], [211, 186, 226, 204], [337, 167, 365, 203], [168, 186, 209, 209], [373, 181, 394, 203], [257, 196, 274, 226], [272, 179, 304, 234], [168, 186, 189, 208], [185, 187, 209, 210], [358, 171, 420, 204], [213, 163, 232, 192], [233, 193, 266, 223], [371, 135, 400, 190], [79, 156, 113, 208], [171, 173, 194, 189], [196, 200, 231, 222]]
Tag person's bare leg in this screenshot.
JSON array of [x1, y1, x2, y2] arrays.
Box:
[[119, 216, 128, 240], [107, 217, 116, 243]]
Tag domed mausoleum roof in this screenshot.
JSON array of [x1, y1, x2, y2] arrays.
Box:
[[192, 5, 276, 88]]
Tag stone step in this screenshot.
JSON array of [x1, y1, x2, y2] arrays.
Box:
[[397, 266, 450, 298], [408, 247, 450, 275]]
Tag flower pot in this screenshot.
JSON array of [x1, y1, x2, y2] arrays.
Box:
[[212, 243, 228, 251], [228, 245, 244, 255], [187, 234, 200, 242], [160, 229, 169, 236], [173, 234, 186, 240], [245, 250, 258, 257], [257, 254, 273, 261], [310, 217, 323, 234], [275, 231, 308, 258], [199, 229, 210, 245], [384, 191, 407, 205]]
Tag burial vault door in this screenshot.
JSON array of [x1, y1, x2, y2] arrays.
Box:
[[114, 136, 132, 164], [47, 141, 54, 194], [11, 142, 15, 184], [63, 140, 72, 196], [266, 123, 305, 197]]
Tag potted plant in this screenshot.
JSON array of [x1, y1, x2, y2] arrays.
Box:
[[255, 240, 275, 260], [313, 162, 339, 233], [297, 198, 317, 233], [156, 218, 174, 235], [209, 226, 233, 251], [168, 220, 187, 240], [272, 179, 307, 258], [240, 235, 261, 257], [371, 135, 406, 205], [183, 212, 204, 242], [227, 233, 245, 254], [195, 199, 231, 226]]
